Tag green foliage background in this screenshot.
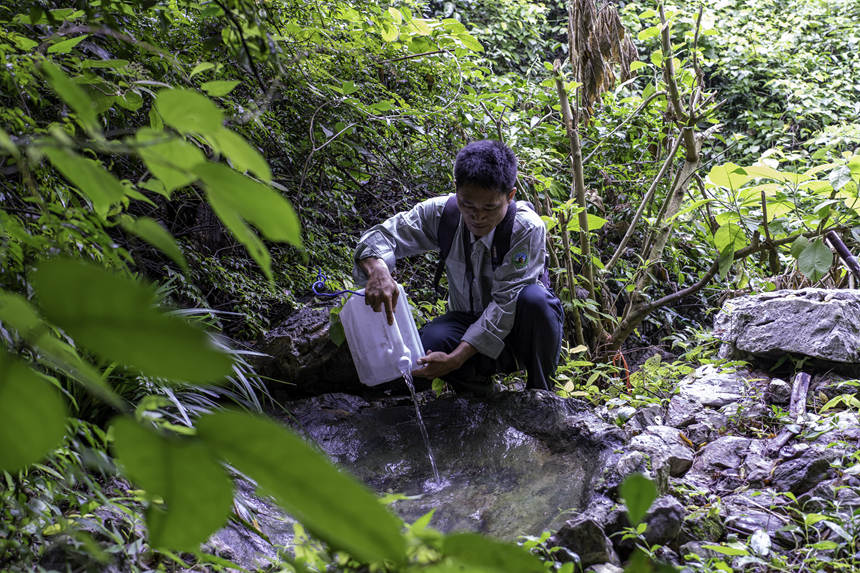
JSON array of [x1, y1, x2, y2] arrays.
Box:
[[0, 0, 858, 570]]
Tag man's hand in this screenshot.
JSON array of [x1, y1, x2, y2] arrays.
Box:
[[413, 351, 461, 379], [412, 341, 477, 379], [359, 257, 398, 325]]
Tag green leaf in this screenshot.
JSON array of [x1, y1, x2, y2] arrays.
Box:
[[201, 80, 240, 97], [0, 352, 67, 472], [828, 165, 852, 191], [848, 154, 860, 183], [387, 6, 403, 24], [407, 18, 432, 36], [718, 245, 735, 279], [0, 292, 122, 409], [743, 164, 785, 181], [190, 62, 215, 77], [196, 162, 301, 245], [701, 544, 749, 556], [47, 34, 88, 54], [41, 61, 98, 132], [380, 21, 399, 42], [442, 533, 544, 573], [196, 410, 407, 564], [31, 259, 233, 383], [637, 25, 660, 41], [135, 128, 205, 194], [457, 31, 484, 52], [619, 473, 656, 525], [207, 128, 272, 183], [797, 238, 833, 282], [665, 198, 715, 223], [43, 147, 127, 217], [790, 235, 810, 259], [713, 223, 748, 253], [629, 61, 648, 72], [0, 128, 20, 158], [708, 163, 750, 192], [119, 216, 189, 273], [565, 213, 608, 232], [155, 88, 223, 135], [111, 417, 233, 551]]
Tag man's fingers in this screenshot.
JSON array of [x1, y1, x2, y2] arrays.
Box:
[[384, 298, 395, 325]]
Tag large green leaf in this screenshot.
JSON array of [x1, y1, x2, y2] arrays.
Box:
[[111, 417, 233, 551], [708, 163, 750, 192], [441, 533, 544, 572], [619, 473, 657, 526], [796, 238, 833, 282], [31, 259, 233, 383], [41, 61, 98, 132], [201, 80, 240, 97], [0, 292, 122, 409], [0, 352, 67, 472], [155, 88, 224, 135], [135, 128, 205, 194], [196, 410, 407, 565], [43, 148, 127, 217], [119, 215, 189, 273], [713, 223, 748, 253], [208, 128, 272, 183]]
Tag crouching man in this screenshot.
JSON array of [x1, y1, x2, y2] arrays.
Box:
[[354, 139, 564, 392]]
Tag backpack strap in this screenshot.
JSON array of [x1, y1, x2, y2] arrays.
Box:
[[433, 195, 460, 300], [490, 200, 517, 269]]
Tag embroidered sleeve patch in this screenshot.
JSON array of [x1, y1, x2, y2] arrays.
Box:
[[513, 251, 528, 269]]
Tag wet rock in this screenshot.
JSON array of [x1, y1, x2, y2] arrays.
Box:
[[629, 425, 694, 477], [714, 288, 860, 374], [641, 496, 685, 546], [206, 478, 297, 571], [623, 404, 665, 433], [764, 378, 791, 405], [770, 446, 835, 494], [284, 390, 623, 539], [692, 436, 753, 472], [550, 518, 620, 568], [797, 477, 860, 512], [677, 365, 748, 408], [665, 395, 703, 428], [255, 306, 362, 397], [600, 450, 670, 497], [587, 564, 624, 573]]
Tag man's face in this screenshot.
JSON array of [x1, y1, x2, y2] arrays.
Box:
[[456, 184, 516, 238]]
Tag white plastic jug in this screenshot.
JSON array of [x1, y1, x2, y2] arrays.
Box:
[[340, 284, 425, 386]]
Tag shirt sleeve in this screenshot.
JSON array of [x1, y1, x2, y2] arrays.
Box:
[[352, 196, 447, 285], [462, 219, 547, 358]]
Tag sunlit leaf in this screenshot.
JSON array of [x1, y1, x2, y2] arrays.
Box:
[[457, 31, 483, 52], [708, 163, 750, 192], [119, 215, 189, 273], [201, 80, 240, 97], [47, 34, 88, 54], [41, 61, 98, 132], [701, 544, 749, 556], [155, 88, 223, 135], [208, 128, 272, 183], [112, 417, 233, 551], [135, 128, 205, 194], [713, 223, 748, 253], [381, 21, 399, 42], [31, 259, 233, 383], [196, 410, 407, 564], [0, 292, 122, 409], [442, 533, 544, 572], [620, 473, 656, 525], [43, 147, 126, 217], [195, 162, 301, 246], [0, 352, 67, 472], [190, 62, 215, 77]]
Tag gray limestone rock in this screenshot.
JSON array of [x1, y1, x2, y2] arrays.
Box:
[[677, 365, 748, 408], [629, 425, 695, 477], [641, 496, 685, 546], [714, 288, 860, 371], [550, 518, 620, 568], [770, 446, 835, 494], [764, 378, 791, 405]]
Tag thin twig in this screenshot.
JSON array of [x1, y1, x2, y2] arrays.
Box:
[[584, 90, 667, 163]]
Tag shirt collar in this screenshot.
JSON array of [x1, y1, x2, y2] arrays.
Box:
[[471, 228, 495, 249]]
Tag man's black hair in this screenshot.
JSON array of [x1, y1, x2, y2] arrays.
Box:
[[454, 139, 518, 194]]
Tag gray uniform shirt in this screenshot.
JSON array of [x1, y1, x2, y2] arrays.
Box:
[[353, 194, 548, 359]]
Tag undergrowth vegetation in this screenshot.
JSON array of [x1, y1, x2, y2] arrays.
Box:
[[0, 0, 858, 570]]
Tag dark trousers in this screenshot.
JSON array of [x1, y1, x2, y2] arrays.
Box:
[[419, 284, 564, 391]]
